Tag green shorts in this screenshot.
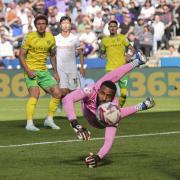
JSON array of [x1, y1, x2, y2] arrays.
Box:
[[117, 75, 129, 89], [25, 70, 57, 90]]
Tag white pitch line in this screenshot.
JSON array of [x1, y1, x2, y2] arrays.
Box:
[[0, 131, 180, 148]]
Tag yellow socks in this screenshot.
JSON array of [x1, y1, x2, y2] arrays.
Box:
[[26, 97, 38, 121], [47, 97, 60, 118]]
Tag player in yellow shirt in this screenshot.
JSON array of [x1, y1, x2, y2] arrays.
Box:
[[19, 15, 62, 131], [100, 20, 135, 107]]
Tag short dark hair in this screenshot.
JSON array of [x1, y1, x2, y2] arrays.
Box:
[[169, 45, 175, 49], [59, 16, 71, 24], [100, 80, 117, 93], [108, 20, 118, 26], [34, 14, 48, 25]]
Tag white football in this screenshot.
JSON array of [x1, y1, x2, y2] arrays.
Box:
[[97, 102, 121, 126]]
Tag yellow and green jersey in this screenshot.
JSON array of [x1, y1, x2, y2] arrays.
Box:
[[101, 34, 129, 71], [21, 31, 55, 70]]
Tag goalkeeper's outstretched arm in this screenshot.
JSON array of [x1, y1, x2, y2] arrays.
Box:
[[63, 88, 91, 140], [63, 88, 86, 121], [85, 126, 117, 167], [97, 126, 117, 159]]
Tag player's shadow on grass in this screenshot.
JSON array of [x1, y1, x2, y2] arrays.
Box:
[[14, 117, 67, 128], [113, 151, 150, 158], [13, 119, 44, 128], [58, 156, 84, 166], [1, 120, 26, 128], [54, 116, 70, 121], [99, 158, 113, 167]]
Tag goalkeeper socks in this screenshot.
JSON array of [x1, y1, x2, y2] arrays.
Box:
[[26, 97, 38, 121], [130, 59, 139, 68], [47, 97, 60, 118], [136, 97, 155, 111], [136, 102, 150, 111], [136, 103, 144, 111]]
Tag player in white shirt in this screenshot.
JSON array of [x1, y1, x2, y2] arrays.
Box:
[[45, 16, 84, 120], [55, 16, 85, 97]]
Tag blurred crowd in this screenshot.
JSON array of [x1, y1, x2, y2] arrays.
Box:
[[0, 0, 180, 69]]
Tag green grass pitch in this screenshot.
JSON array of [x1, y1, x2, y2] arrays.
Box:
[[0, 97, 180, 180]]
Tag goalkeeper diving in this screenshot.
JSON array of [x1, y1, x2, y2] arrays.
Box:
[[63, 50, 155, 168]]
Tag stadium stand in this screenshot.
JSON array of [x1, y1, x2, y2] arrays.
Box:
[[160, 57, 180, 67], [0, 0, 180, 69]]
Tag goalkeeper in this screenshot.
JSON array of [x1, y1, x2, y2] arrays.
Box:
[[63, 51, 155, 168]]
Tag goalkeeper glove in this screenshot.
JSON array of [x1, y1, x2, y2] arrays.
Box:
[[85, 152, 101, 168], [70, 120, 91, 141]]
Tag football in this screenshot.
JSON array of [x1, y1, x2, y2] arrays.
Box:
[[96, 102, 121, 126]]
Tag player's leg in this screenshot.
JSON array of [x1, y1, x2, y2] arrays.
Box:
[[96, 50, 147, 87], [25, 75, 40, 131], [57, 71, 69, 113], [58, 72, 78, 97], [57, 71, 79, 112], [39, 71, 61, 130], [68, 72, 79, 91], [44, 88, 61, 129], [45, 95, 61, 129], [118, 75, 128, 107], [120, 97, 155, 119]]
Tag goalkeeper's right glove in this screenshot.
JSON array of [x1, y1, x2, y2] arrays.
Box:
[[85, 152, 101, 168], [70, 120, 91, 141]]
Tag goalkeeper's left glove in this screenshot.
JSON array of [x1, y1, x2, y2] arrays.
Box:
[[70, 120, 91, 141], [85, 152, 101, 168]]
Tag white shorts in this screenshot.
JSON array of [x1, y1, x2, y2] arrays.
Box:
[[59, 71, 80, 90]]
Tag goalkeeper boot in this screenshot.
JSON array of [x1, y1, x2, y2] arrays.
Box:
[[141, 97, 155, 110], [26, 123, 40, 131], [44, 118, 60, 130], [135, 50, 147, 66]]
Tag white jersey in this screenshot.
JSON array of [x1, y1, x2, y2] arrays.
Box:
[[55, 33, 80, 73]]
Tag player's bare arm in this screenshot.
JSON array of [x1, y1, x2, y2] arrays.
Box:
[[19, 47, 36, 79], [49, 47, 60, 83]]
